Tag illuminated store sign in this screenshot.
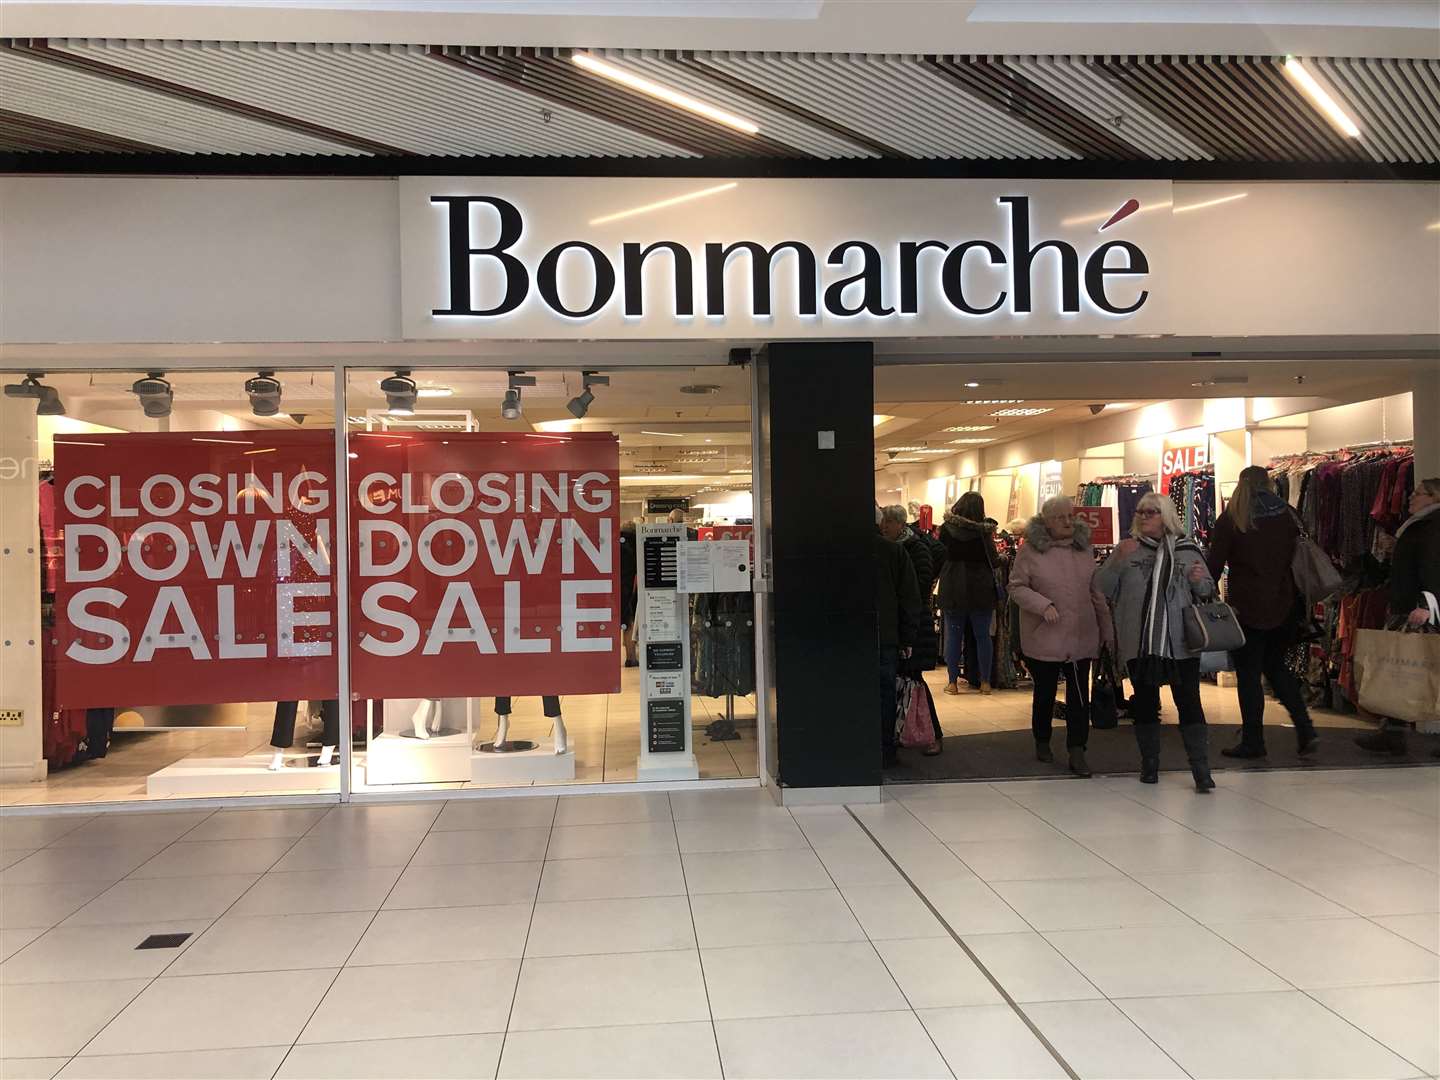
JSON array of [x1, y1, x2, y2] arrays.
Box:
[[399, 178, 1173, 340]]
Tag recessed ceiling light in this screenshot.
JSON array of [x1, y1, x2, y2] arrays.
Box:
[[572, 54, 759, 134], [417, 387, 454, 398], [950, 438, 993, 444], [873, 414, 894, 427], [990, 407, 1053, 417], [943, 425, 995, 433], [885, 445, 924, 452], [964, 399, 1024, 405]]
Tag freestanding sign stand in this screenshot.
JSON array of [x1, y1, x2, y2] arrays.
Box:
[[637, 523, 699, 781]]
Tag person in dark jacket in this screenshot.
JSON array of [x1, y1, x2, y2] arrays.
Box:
[[1206, 465, 1319, 759], [882, 505, 944, 755], [877, 516, 923, 769], [1357, 477, 1440, 754], [938, 492, 999, 695]]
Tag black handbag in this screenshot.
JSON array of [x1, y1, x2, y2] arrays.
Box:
[[1183, 600, 1247, 653], [1090, 650, 1119, 730]]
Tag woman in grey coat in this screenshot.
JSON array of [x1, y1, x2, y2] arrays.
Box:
[[1095, 492, 1218, 791]]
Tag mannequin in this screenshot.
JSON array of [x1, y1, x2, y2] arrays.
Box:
[[400, 698, 446, 740], [269, 699, 339, 770], [487, 696, 567, 754]]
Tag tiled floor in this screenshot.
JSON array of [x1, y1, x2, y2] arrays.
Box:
[[1, 766, 1436, 1079]]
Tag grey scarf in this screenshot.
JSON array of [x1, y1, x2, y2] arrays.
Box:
[[1138, 534, 1175, 661]]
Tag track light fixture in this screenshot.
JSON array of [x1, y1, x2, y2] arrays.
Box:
[[566, 371, 609, 420], [3, 373, 66, 417], [131, 372, 173, 419], [245, 371, 283, 417], [379, 370, 417, 416], [502, 371, 536, 421]]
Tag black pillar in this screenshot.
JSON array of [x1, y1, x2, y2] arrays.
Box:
[[762, 341, 878, 789]]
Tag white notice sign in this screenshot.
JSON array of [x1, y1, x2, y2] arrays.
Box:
[[713, 540, 753, 592], [678, 541, 716, 594], [644, 590, 682, 640]]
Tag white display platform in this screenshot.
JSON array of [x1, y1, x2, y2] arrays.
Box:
[[146, 755, 340, 796], [471, 743, 577, 784], [365, 730, 472, 785], [636, 750, 700, 782]]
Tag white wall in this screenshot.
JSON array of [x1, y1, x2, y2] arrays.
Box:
[[0, 177, 400, 344], [2, 177, 1436, 347], [1305, 394, 1415, 452]]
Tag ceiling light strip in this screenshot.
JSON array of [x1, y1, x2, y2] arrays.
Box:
[[572, 53, 760, 135], [1283, 57, 1360, 138]]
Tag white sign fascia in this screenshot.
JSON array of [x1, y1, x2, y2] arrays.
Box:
[[399, 177, 1174, 340]]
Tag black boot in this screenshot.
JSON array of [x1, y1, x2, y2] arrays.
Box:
[[1068, 747, 1092, 778], [1135, 723, 1161, 783], [1180, 724, 1215, 793], [1035, 741, 1054, 763], [1355, 725, 1407, 755]]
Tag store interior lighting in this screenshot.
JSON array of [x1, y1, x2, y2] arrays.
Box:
[[131, 372, 173, 419], [244, 371, 282, 417], [1283, 57, 1361, 138], [503, 371, 537, 421], [379, 371, 418, 415], [566, 371, 610, 419], [3, 373, 66, 416]]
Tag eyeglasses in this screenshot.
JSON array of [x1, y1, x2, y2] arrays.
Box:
[[1137, 508, 1162, 518]]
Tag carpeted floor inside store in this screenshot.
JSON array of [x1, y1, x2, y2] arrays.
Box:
[[886, 671, 1440, 784]]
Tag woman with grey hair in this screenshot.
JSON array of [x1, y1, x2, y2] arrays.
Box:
[[1009, 495, 1113, 777], [1095, 491, 1218, 791]]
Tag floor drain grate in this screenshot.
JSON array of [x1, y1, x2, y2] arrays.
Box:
[[135, 933, 192, 950]]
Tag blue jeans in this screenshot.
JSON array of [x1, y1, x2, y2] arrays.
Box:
[[945, 609, 993, 685]]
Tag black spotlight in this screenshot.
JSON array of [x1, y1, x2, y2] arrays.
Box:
[[245, 371, 283, 417], [131, 373, 173, 419], [566, 371, 609, 420], [4, 373, 66, 417], [379, 371, 417, 415]]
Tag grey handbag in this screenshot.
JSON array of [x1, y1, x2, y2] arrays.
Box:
[[1184, 600, 1247, 653], [1291, 529, 1344, 607]]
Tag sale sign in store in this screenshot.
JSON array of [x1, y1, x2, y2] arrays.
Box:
[[54, 430, 337, 708], [349, 431, 620, 698], [53, 430, 621, 708], [1159, 440, 1209, 495]]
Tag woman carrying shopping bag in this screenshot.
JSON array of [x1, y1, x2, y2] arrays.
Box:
[[1008, 496, 1113, 777], [1356, 477, 1440, 755], [1096, 493, 1218, 791]]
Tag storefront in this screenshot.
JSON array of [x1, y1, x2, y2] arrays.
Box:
[[2, 174, 1437, 809]]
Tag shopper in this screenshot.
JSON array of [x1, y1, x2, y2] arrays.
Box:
[[938, 491, 999, 695], [1356, 477, 1440, 754], [1096, 493, 1218, 791], [877, 511, 923, 769], [882, 505, 944, 754], [1009, 496, 1113, 777], [1206, 465, 1320, 759]]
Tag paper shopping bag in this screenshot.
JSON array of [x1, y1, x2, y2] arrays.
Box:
[[1354, 629, 1440, 725]]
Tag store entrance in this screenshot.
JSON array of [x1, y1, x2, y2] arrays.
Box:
[[873, 357, 1438, 784]]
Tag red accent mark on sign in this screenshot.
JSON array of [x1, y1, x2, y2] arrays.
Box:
[[1099, 198, 1140, 232]]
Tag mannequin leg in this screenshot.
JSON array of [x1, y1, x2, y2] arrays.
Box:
[[270, 701, 299, 771], [315, 699, 340, 767], [491, 698, 512, 747], [409, 699, 432, 740], [543, 696, 566, 755]]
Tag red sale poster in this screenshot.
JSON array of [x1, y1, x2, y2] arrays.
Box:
[[53, 430, 337, 708], [348, 431, 620, 699]]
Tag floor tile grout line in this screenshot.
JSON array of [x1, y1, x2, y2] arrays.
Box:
[[492, 794, 560, 1080], [797, 810, 957, 1079], [269, 801, 444, 1080], [1297, 983, 1440, 1077], [669, 791, 727, 1080], [843, 805, 1081, 1080]]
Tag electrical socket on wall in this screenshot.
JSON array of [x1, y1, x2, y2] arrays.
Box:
[[0, 709, 23, 727]]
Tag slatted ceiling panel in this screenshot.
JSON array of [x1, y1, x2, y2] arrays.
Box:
[[1004, 56, 1213, 161], [0, 109, 163, 153], [1321, 56, 1440, 164], [592, 48, 879, 159], [1206, 57, 1369, 164], [53, 40, 690, 159], [0, 46, 358, 156], [703, 52, 1075, 159], [457, 48, 792, 158]]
